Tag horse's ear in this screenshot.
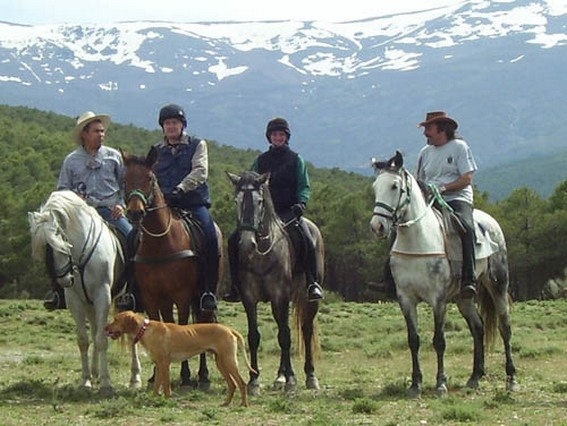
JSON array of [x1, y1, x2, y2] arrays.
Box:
[[146, 146, 158, 168], [258, 172, 270, 185], [226, 171, 240, 186], [393, 150, 404, 168], [371, 157, 388, 173]]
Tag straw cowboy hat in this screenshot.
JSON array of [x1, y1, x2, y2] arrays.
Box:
[[73, 111, 111, 143], [417, 111, 458, 129]]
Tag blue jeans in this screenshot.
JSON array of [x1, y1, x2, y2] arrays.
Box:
[[96, 206, 133, 239]]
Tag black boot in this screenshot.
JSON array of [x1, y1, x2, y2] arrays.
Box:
[[371, 258, 397, 300], [43, 288, 66, 311], [199, 254, 218, 311], [116, 229, 143, 312], [223, 231, 241, 302]]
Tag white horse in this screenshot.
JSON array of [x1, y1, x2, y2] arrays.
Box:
[[369, 151, 517, 397], [28, 190, 141, 393]]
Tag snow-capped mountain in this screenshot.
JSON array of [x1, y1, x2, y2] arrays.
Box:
[[1, 0, 566, 173]]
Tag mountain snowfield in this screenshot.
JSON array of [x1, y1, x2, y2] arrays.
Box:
[[1, 0, 566, 180]]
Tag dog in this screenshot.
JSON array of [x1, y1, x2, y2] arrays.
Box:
[[105, 310, 254, 406]]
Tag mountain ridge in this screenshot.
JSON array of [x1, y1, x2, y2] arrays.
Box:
[[0, 0, 565, 176]]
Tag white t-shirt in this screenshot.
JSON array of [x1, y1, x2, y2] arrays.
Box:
[[416, 138, 477, 205]]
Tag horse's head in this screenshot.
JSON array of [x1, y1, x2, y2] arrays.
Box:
[[122, 148, 161, 224], [226, 171, 272, 234], [370, 151, 413, 237], [28, 207, 75, 288]]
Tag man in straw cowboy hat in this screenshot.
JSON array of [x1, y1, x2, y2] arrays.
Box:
[[416, 111, 479, 298], [43, 111, 137, 310]]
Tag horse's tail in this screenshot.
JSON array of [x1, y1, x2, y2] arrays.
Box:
[[232, 328, 257, 374], [478, 283, 512, 350], [292, 291, 321, 361]]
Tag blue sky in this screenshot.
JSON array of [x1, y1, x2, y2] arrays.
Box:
[[2, 0, 464, 25]]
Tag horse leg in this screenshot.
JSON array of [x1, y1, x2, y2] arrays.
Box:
[[129, 342, 142, 389], [271, 300, 296, 392], [399, 300, 422, 398], [68, 299, 92, 389], [243, 299, 261, 396], [93, 297, 113, 393], [194, 307, 212, 390], [176, 302, 194, 389], [457, 299, 485, 389], [432, 302, 448, 396], [301, 300, 320, 390]]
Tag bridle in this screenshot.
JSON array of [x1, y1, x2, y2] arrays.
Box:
[[48, 217, 103, 304], [235, 184, 279, 256], [373, 168, 434, 228], [126, 173, 173, 238]]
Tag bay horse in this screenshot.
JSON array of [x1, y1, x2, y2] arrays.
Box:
[[369, 151, 517, 397], [28, 190, 142, 393], [122, 149, 221, 389], [226, 171, 322, 394]]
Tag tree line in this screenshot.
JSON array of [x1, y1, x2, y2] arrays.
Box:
[[0, 105, 565, 301]]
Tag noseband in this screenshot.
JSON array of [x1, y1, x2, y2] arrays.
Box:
[[373, 169, 412, 226]]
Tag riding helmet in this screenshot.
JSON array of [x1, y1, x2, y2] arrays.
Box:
[[158, 104, 187, 128], [265, 117, 291, 142]]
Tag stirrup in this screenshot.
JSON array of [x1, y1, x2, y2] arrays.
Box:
[[200, 292, 217, 311], [461, 284, 477, 299], [116, 293, 136, 312], [307, 283, 324, 302], [43, 292, 61, 311]]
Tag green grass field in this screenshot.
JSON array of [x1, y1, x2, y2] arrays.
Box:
[[1, 297, 567, 425]]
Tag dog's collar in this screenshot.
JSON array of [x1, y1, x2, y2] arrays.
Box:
[[133, 318, 150, 344]]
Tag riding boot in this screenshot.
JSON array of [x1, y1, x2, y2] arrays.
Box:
[[44, 246, 66, 310], [223, 231, 241, 302], [116, 229, 143, 312], [460, 227, 477, 299], [298, 219, 324, 302], [199, 254, 218, 311], [370, 258, 397, 300]]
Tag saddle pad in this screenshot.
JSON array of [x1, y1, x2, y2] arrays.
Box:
[[443, 212, 500, 262]]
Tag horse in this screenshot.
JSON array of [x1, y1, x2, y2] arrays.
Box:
[[226, 170, 322, 394], [369, 151, 518, 397], [122, 150, 222, 389], [28, 190, 142, 393]]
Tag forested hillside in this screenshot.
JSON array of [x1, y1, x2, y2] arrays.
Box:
[[1, 105, 566, 301]]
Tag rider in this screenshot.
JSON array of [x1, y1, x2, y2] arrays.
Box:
[[146, 103, 219, 311], [416, 111, 478, 298], [48, 111, 135, 311], [224, 117, 324, 303]]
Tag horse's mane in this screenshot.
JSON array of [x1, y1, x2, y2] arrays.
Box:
[[29, 190, 102, 260]]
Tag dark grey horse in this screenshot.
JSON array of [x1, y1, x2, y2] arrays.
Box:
[[226, 171, 323, 394], [370, 151, 518, 397]]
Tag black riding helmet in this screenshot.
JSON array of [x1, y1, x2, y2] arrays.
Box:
[[159, 104, 187, 128], [265, 117, 291, 142]]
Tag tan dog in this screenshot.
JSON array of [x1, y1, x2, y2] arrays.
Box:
[[105, 311, 254, 406]]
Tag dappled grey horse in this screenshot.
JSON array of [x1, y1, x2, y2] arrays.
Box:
[[369, 151, 517, 397], [227, 171, 323, 394]]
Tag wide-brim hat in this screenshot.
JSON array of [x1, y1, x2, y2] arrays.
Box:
[[73, 111, 111, 142], [417, 111, 458, 129]]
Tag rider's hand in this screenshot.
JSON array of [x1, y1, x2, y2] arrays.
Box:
[[291, 203, 306, 218], [166, 187, 183, 206]]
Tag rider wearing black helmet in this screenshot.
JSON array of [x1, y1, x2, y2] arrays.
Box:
[[119, 104, 219, 312], [224, 117, 324, 303]]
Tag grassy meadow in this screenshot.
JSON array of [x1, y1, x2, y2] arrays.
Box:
[[1, 296, 567, 425]]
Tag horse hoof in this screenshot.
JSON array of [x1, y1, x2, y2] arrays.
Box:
[[99, 386, 115, 397], [272, 375, 286, 391], [465, 377, 480, 389], [407, 386, 421, 399], [198, 381, 212, 392], [247, 382, 261, 396], [506, 377, 519, 392], [435, 384, 448, 397], [284, 376, 297, 393], [306, 376, 320, 390]]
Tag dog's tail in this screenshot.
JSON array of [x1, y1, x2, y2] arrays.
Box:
[[232, 329, 257, 375]]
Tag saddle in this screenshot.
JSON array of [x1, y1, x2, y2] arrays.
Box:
[[435, 208, 500, 262], [175, 209, 206, 256]]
